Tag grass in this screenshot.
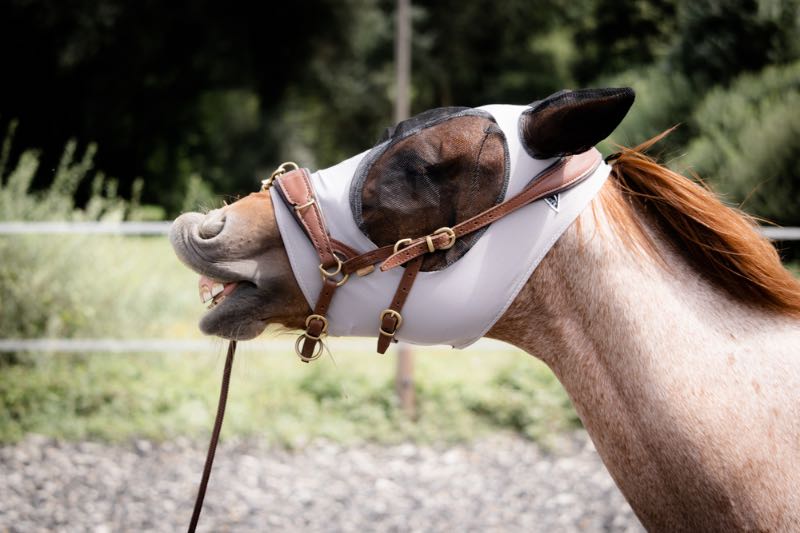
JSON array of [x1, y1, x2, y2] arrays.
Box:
[[0, 235, 579, 446], [0, 340, 579, 447]]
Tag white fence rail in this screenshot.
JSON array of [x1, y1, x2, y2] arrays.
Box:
[[0, 221, 172, 235], [0, 338, 312, 354], [759, 226, 800, 240], [0, 221, 798, 239]]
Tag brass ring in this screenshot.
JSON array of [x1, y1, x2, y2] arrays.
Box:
[[319, 254, 349, 287], [319, 252, 350, 287], [394, 238, 413, 254], [304, 314, 329, 335], [261, 161, 300, 191], [433, 227, 456, 250], [319, 257, 342, 277], [379, 309, 403, 336], [295, 334, 324, 362]]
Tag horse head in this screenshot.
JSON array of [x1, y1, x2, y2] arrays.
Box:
[[169, 87, 634, 344]]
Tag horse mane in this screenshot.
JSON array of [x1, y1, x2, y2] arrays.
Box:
[[599, 129, 800, 318]]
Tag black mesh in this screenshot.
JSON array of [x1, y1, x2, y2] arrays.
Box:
[[520, 87, 635, 159], [351, 108, 509, 271]]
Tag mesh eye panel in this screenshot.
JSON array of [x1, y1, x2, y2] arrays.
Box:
[[351, 108, 509, 271]]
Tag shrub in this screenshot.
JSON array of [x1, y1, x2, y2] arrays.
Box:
[[0, 129, 192, 364], [600, 66, 695, 152], [681, 61, 800, 225]]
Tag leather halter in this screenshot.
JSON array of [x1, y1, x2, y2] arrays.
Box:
[[269, 148, 603, 360]]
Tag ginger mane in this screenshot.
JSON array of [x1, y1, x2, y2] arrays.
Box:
[[600, 130, 800, 317]]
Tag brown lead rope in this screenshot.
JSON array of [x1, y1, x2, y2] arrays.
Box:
[[187, 340, 237, 533]]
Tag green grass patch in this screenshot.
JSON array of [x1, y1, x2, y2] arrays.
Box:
[[0, 341, 580, 447]]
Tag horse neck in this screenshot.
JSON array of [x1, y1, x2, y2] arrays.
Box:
[[488, 190, 800, 530]]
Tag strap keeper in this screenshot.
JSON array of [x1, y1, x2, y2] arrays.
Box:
[[425, 235, 435, 253], [294, 198, 315, 212]]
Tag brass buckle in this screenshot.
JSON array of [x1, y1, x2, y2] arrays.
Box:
[[261, 161, 299, 191], [394, 238, 413, 254], [379, 309, 403, 336], [304, 314, 329, 337], [433, 227, 456, 250], [318, 253, 349, 287], [294, 333, 324, 362]]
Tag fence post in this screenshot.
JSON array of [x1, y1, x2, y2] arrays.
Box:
[[394, 0, 416, 418]]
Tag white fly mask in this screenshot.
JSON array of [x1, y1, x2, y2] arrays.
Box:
[[270, 88, 634, 348]]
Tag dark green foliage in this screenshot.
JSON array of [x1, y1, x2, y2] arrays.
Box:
[[1, 0, 798, 218], [572, 0, 679, 83], [669, 0, 800, 86], [682, 61, 800, 225]]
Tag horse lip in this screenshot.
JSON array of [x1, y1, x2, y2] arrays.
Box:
[[199, 276, 239, 303]]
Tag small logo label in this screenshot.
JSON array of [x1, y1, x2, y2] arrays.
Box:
[[544, 194, 559, 212]]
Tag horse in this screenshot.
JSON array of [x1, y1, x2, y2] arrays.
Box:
[[170, 87, 800, 531]]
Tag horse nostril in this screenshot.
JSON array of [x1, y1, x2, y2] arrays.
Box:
[[198, 210, 226, 239]]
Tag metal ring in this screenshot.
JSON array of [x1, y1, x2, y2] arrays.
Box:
[[319, 257, 342, 277], [433, 227, 456, 250], [261, 161, 300, 191], [295, 334, 324, 362], [319, 254, 349, 287], [304, 314, 329, 335], [379, 309, 403, 336], [394, 238, 413, 254]]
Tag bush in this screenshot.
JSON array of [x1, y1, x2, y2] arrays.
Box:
[[0, 129, 194, 364], [601, 66, 695, 153], [681, 61, 800, 224]]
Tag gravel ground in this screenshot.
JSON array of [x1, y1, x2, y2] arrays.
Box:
[[0, 432, 643, 533]]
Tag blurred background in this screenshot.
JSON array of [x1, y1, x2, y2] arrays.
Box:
[[0, 0, 798, 530]]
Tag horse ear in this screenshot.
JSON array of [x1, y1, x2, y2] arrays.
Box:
[[520, 87, 635, 159]]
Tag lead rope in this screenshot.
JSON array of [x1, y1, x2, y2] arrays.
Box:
[[187, 340, 237, 533]]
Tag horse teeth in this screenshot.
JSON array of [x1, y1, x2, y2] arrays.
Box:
[[211, 283, 224, 298], [201, 288, 212, 303]]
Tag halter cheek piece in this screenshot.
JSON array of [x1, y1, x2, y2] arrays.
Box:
[[266, 148, 603, 361]]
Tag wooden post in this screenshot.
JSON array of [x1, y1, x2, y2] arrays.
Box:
[[396, 343, 416, 418], [394, 0, 415, 418], [394, 0, 411, 124]]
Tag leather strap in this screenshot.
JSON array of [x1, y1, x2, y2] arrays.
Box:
[[275, 168, 339, 269], [300, 278, 338, 361], [188, 340, 236, 533], [274, 168, 350, 361], [342, 244, 394, 275], [379, 149, 602, 271], [377, 256, 422, 354]]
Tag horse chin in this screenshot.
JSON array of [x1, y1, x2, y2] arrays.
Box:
[[199, 282, 270, 340]]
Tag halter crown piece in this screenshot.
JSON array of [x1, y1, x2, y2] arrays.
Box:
[[267, 105, 611, 362]]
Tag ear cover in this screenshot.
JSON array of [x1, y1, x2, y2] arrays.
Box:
[[520, 87, 635, 159]]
